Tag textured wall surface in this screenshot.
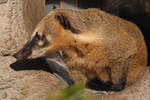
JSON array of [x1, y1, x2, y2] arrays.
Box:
[[0, 0, 45, 56]]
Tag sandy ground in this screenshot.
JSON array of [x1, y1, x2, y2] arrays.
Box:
[[0, 56, 66, 100]]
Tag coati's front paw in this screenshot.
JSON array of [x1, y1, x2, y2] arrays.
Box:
[[85, 78, 112, 91], [85, 77, 126, 92], [110, 82, 125, 91]]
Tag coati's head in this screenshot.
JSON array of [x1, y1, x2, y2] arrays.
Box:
[[13, 9, 92, 60]]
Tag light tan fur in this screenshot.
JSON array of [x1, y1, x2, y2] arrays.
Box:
[[18, 8, 148, 89]]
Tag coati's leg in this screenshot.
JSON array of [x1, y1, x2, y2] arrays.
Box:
[[69, 69, 87, 84], [110, 65, 128, 91], [111, 71, 127, 91], [45, 53, 74, 86], [97, 67, 111, 83], [110, 55, 137, 91], [81, 67, 111, 91]]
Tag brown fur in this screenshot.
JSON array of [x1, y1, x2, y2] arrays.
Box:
[[14, 8, 147, 90]]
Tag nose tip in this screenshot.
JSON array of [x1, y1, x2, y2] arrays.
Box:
[[13, 53, 18, 59]]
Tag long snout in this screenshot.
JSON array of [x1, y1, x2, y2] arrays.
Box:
[[13, 40, 33, 60], [13, 47, 32, 61], [13, 34, 38, 60]]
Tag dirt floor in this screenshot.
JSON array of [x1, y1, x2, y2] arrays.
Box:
[[0, 56, 66, 100]]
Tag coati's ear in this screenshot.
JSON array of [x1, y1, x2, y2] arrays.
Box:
[[55, 14, 79, 33]]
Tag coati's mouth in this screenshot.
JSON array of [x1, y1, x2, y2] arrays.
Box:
[[13, 49, 32, 61], [13, 33, 39, 61], [13, 42, 33, 61]]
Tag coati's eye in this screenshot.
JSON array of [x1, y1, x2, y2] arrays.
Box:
[[36, 33, 47, 47]]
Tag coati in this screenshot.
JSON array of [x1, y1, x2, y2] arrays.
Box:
[[13, 8, 147, 91]]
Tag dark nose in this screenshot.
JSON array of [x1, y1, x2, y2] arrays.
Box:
[[13, 53, 18, 59], [12, 49, 32, 61], [12, 51, 24, 60]]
